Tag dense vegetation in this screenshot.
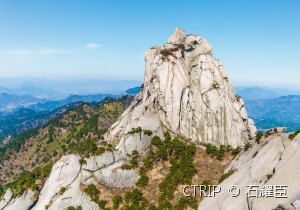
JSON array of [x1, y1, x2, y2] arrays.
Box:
[[0, 162, 53, 198], [89, 132, 199, 209], [0, 96, 133, 188], [0, 128, 39, 161], [202, 143, 241, 160]]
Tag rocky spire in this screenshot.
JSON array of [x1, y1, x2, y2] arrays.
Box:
[[167, 28, 186, 44], [105, 28, 256, 154]]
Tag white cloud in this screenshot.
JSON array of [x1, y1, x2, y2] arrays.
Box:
[[83, 42, 101, 49]]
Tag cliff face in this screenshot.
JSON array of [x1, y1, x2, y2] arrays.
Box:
[[106, 28, 256, 155]]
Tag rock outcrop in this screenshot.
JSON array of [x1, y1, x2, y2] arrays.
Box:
[[199, 133, 300, 210], [106, 28, 256, 156], [0, 152, 138, 210], [32, 152, 137, 210], [0, 189, 36, 210]]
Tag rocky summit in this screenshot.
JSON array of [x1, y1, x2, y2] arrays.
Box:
[[1, 29, 299, 210], [106, 28, 256, 156]]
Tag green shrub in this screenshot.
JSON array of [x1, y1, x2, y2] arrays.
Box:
[[244, 143, 252, 151], [253, 151, 258, 158], [66, 206, 82, 210], [266, 173, 273, 181], [203, 143, 226, 160], [68, 138, 108, 158], [218, 169, 235, 184], [173, 196, 198, 210], [143, 130, 153, 136], [98, 200, 108, 209], [256, 132, 264, 143], [265, 168, 276, 183], [231, 147, 242, 156], [136, 169, 149, 187], [225, 145, 233, 152], [124, 189, 149, 209], [83, 184, 99, 204], [121, 150, 140, 170], [151, 136, 162, 147], [201, 180, 212, 189], [112, 195, 123, 209], [79, 158, 87, 165], [128, 127, 142, 135], [121, 164, 134, 170], [59, 187, 66, 195], [129, 150, 140, 167], [288, 129, 300, 140]]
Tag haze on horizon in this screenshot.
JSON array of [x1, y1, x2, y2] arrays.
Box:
[[0, 0, 299, 90]]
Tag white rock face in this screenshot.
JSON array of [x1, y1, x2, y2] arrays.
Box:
[[106, 28, 256, 153], [31, 152, 138, 210], [199, 133, 300, 210], [0, 189, 36, 210], [1, 152, 138, 210], [0, 189, 13, 209]]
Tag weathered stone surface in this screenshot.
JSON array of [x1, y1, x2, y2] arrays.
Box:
[[199, 133, 300, 210], [32, 153, 137, 210], [0, 189, 35, 210], [0, 152, 137, 210], [0, 189, 13, 209], [105, 28, 256, 154]]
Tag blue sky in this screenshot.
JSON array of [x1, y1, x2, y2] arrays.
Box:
[[0, 0, 299, 89]]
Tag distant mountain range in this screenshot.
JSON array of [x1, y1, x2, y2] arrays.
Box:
[[125, 86, 142, 95], [0, 78, 142, 99], [236, 86, 300, 100], [245, 95, 300, 131], [0, 92, 117, 114], [0, 92, 44, 113], [24, 93, 117, 113], [234, 86, 300, 131], [0, 102, 83, 140], [0, 93, 119, 139]]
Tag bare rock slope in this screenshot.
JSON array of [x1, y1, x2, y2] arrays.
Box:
[[199, 132, 300, 210]]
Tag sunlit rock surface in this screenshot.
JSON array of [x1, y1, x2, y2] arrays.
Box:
[[199, 133, 300, 210], [106, 28, 256, 155]]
